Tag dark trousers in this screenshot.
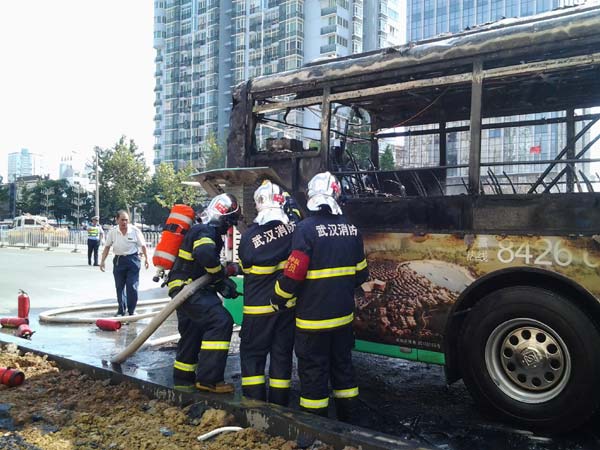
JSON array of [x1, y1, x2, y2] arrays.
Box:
[[87, 239, 100, 265], [173, 291, 233, 384], [240, 309, 295, 406], [295, 325, 359, 419], [112, 254, 140, 315]]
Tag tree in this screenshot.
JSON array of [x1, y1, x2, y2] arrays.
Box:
[[145, 162, 207, 226], [98, 136, 149, 222], [203, 132, 226, 170], [380, 145, 396, 170]]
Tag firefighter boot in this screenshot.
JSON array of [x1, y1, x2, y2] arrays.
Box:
[[335, 397, 358, 423], [195, 381, 234, 394]]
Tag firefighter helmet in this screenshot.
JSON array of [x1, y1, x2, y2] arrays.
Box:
[[253, 180, 289, 225], [306, 171, 343, 215], [200, 193, 240, 228]]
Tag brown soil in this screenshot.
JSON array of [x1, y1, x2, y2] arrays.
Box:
[[0, 344, 349, 450]]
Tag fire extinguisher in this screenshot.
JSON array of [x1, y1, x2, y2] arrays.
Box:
[[18, 290, 30, 319], [96, 319, 122, 331], [0, 367, 25, 387], [16, 323, 34, 339]]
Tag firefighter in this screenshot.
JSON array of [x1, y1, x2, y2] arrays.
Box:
[[272, 172, 368, 421], [167, 193, 240, 393], [238, 180, 302, 406]]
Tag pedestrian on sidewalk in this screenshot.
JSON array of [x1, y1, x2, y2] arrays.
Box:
[[99, 210, 149, 316], [86, 216, 104, 266]]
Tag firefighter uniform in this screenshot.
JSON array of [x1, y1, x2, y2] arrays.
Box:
[[167, 223, 234, 390], [273, 173, 368, 420], [238, 219, 297, 405]]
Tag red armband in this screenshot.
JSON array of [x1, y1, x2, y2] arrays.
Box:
[[284, 250, 310, 281]]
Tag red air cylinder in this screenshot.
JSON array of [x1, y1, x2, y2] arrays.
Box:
[[96, 319, 122, 331], [0, 317, 29, 328], [16, 324, 34, 339], [153, 204, 195, 272], [0, 367, 25, 387]]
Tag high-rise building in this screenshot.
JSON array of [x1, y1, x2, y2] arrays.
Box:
[[403, 0, 591, 188], [7, 148, 46, 183], [152, 0, 406, 169], [407, 0, 585, 42]]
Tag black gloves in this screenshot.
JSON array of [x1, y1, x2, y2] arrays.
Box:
[[214, 278, 239, 299]]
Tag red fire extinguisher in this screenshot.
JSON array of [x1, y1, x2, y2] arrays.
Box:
[[96, 319, 122, 331], [0, 317, 29, 328], [18, 290, 30, 319], [0, 367, 25, 387], [16, 323, 34, 339]]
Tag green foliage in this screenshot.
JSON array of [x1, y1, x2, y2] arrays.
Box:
[[143, 162, 207, 226], [380, 145, 396, 170], [98, 136, 149, 222], [203, 132, 226, 170], [152, 162, 204, 209], [14, 179, 93, 225]]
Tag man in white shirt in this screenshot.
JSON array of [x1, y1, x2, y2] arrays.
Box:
[[100, 210, 149, 316]]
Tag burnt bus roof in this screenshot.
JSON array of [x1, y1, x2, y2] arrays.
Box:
[[244, 2, 600, 127]]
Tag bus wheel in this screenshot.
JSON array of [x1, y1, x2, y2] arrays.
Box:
[[459, 286, 600, 432]]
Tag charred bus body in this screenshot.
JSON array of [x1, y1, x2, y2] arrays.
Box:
[[197, 3, 600, 431]]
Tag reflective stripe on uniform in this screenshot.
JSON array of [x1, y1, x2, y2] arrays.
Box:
[[245, 260, 287, 275], [167, 278, 192, 290], [243, 305, 276, 315], [356, 259, 367, 271], [275, 280, 294, 299], [242, 375, 266, 386], [243, 298, 296, 315], [200, 341, 230, 351], [154, 250, 176, 262], [173, 360, 197, 372], [296, 312, 354, 330], [333, 386, 359, 398], [205, 265, 222, 274], [169, 212, 193, 226], [306, 266, 356, 279], [299, 396, 329, 409], [269, 378, 291, 389], [178, 249, 193, 261], [193, 237, 215, 249]]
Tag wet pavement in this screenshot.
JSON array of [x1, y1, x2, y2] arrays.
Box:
[[1, 247, 600, 450]]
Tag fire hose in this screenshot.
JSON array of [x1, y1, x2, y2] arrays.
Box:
[[110, 274, 211, 364]]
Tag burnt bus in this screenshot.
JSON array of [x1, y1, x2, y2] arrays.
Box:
[[196, 3, 600, 431]]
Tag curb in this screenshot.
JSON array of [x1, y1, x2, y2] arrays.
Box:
[[0, 334, 432, 450]]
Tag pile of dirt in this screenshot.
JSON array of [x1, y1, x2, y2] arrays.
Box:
[[0, 344, 346, 450]]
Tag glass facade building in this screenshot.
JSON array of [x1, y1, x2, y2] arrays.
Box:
[[403, 0, 591, 188], [152, 0, 405, 169]]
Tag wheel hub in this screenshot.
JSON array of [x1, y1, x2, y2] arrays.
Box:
[[485, 319, 571, 403]]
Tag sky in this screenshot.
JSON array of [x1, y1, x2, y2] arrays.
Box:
[[0, 1, 155, 181]]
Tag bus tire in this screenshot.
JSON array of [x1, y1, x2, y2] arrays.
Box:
[[459, 285, 600, 432]]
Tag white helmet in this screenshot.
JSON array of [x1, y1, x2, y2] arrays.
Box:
[[306, 171, 343, 215], [253, 180, 289, 225], [200, 193, 240, 228]]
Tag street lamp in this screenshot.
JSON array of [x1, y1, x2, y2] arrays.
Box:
[[71, 183, 85, 253], [93, 147, 101, 220]]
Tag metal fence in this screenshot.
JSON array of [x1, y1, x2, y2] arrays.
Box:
[[0, 229, 162, 250]]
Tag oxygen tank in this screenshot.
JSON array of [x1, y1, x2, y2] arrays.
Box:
[[152, 204, 195, 282], [18, 290, 30, 319]]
